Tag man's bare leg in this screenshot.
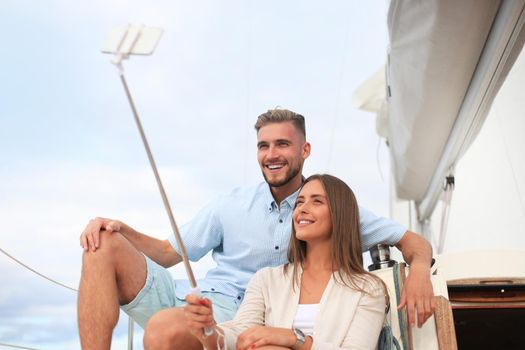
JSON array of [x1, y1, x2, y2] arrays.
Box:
[[144, 308, 202, 350], [78, 231, 147, 350]]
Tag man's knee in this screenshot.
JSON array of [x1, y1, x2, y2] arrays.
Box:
[[144, 309, 196, 350], [81, 231, 127, 264]]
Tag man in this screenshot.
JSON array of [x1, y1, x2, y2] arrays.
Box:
[[78, 109, 434, 350]]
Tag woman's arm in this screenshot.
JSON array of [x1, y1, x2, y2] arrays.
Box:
[[236, 326, 307, 350]]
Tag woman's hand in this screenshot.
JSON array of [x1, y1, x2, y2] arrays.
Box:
[[236, 326, 296, 350], [184, 294, 217, 341]]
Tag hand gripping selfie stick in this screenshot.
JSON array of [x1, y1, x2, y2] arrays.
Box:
[[101, 25, 213, 337]]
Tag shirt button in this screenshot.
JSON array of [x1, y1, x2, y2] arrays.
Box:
[[275, 246, 279, 250], [237, 296, 241, 300], [211, 288, 215, 291], [279, 219, 283, 223]]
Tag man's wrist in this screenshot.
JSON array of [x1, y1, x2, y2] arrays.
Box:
[[408, 261, 431, 271], [117, 221, 131, 235]]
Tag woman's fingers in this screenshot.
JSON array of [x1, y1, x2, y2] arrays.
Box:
[[237, 326, 262, 350], [184, 295, 216, 336]]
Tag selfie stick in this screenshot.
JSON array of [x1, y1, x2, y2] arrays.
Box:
[[102, 25, 213, 336]]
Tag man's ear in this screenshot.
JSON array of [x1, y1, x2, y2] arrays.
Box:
[[302, 142, 311, 159]]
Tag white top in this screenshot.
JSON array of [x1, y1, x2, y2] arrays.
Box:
[[293, 304, 320, 335]]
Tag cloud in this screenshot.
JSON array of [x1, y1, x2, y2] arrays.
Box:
[[0, 1, 391, 348], [0, 160, 227, 348]]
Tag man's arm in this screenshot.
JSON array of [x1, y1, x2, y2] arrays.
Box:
[[395, 230, 435, 328], [80, 217, 182, 268]]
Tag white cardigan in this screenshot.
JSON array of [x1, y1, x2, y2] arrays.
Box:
[[218, 265, 386, 350]]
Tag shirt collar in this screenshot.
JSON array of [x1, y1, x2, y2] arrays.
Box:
[[263, 182, 302, 212]]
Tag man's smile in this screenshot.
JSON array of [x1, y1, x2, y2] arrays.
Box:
[[265, 162, 286, 171]]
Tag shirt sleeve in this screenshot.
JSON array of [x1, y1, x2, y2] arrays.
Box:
[[358, 205, 407, 251], [167, 197, 224, 261]]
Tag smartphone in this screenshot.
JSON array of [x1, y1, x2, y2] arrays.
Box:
[[101, 25, 163, 55]]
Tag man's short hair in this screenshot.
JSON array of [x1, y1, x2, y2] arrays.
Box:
[[254, 108, 306, 139]]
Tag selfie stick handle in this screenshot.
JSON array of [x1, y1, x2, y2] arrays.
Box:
[[116, 63, 213, 337], [191, 287, 215, 336], [104, 24, 211, 336]]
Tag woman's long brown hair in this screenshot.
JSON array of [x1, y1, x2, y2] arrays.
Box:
[[285, 174, 386, 295]]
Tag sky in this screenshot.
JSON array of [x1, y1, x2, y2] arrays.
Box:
[[0, 1, 391, 349]]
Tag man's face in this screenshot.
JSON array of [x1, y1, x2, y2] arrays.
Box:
[[257, 122, 310, 188]]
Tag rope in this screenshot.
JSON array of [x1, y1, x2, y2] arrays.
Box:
[[0, 246, 77, 292], [0, 246, 136, 348], [242, 0, 253, 187], [498, 112, 525, 220], [437, 176, 454, 254], [326, 7, 352, 172], [376, 137, 385, 182], [0, 342, 40, 350], [393, 264, 409, 350]]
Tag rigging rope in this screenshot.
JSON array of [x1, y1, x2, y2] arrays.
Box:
[[498, 113, 525, 219], [0, 246, 77, 292], [0, 342, 40, 350], [0, 246, 136, 348], [376, 137, 385, 182], [242, 0, 253, 187], [326, 8, 352, 172]]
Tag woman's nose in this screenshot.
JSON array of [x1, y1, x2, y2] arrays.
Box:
[[299, 202, 310, 213]]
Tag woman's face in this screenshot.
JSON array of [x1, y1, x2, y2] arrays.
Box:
[[293, 179, 333, 242]]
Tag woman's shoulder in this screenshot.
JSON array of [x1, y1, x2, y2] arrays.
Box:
[[254, 264, 289, 277], [361, 274, 386, 297], [252, 264, 293, 284], [335, 272, 386, 297]]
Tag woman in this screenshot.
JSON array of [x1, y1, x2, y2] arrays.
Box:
[[185, 174, 387, 350]]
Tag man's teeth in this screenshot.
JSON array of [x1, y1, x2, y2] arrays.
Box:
[[268, 164, 284, 169], [299, 220, 313, 224]]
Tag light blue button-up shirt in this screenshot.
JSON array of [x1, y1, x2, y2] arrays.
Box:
[[168, 182, 405, 303]]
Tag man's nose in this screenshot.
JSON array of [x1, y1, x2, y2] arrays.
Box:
[[267, 144, 279, 159]]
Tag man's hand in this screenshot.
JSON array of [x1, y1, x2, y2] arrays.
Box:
[[79, 217, 122, 252], [395, 231, 435, 327], [236, 326, 301, 350], [398, 264, 435, 327]]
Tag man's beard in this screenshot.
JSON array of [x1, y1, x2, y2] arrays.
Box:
[[262, 165, 301, 188]]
